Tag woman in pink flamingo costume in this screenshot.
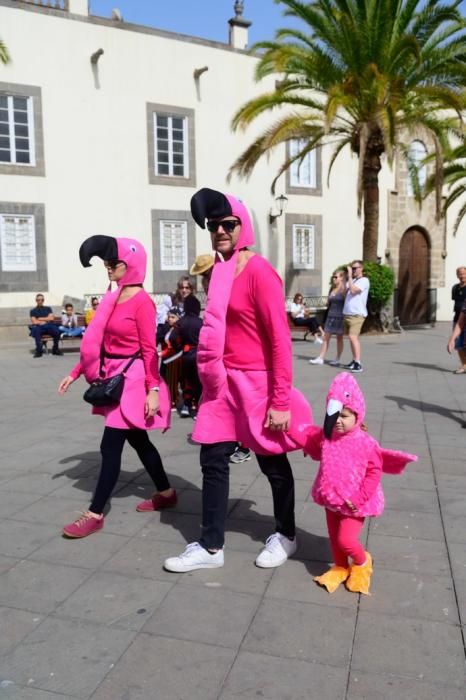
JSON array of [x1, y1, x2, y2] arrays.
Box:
[[291, 372, 417, 594], [58, 235, 174, 538], [164, 188, 312, 573]]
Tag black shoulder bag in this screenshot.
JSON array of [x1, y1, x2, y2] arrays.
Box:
[[83, 351, 141, 407]]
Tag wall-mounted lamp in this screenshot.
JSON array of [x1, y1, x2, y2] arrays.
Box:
[[90, 48, 104, 64], [384, 249, 391, 258], [269, 194, 288, 223], [441, 249, 447, 259]]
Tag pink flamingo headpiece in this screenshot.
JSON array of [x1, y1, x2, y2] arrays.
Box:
[[324, 372, 366, 438]]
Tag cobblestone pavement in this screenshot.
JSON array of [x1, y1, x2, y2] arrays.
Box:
[[0, 324, 465, 699]]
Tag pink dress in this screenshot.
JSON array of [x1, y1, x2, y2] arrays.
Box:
[[71, 290, 170, 431]]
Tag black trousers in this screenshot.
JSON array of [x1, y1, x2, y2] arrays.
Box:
[[90, 427, 170, 514], [293, 317, 320, 334], [199, 441, 295, 550]]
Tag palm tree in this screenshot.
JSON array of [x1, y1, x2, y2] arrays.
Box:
[[425, 139, 466, 235], [229, 0, 466, 261], [0, 38, 10, 65]]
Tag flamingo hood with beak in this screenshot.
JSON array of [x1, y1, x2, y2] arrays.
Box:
[[78, 235, 148, 383], [288, 373, 418, 517], [190, 188, 254, 396]]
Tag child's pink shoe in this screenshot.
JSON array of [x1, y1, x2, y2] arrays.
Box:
[[63, 512, 104, 538], [136, 489, 177, 512]]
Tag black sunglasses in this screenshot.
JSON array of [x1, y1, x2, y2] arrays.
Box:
[[206, 219, 241, 234], [351, 266, 360, 271], [105, 260, 124, 270]]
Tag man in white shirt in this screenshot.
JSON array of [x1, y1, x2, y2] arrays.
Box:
[[342, 260, 370, 373]]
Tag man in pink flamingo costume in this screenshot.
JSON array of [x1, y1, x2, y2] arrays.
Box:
[[165, 188, 312, 573]]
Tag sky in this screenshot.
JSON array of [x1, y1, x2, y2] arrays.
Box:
[[89, 0, 466, 47], [88, 0, 304, 46]]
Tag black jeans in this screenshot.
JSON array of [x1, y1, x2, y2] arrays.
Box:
[[199, 441, 295, 550], [90, 427, 170, 514]]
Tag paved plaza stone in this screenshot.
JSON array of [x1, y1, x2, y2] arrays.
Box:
[[0, 324, 465, 699]]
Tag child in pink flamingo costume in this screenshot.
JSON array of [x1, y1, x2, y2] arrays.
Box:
[[291, 372, 417, 594]]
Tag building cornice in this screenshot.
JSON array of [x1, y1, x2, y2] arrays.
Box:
[[0, 0, 256, 56]]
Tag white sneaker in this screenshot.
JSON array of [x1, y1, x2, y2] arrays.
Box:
[[313, 336, 324, 345], [179, 404, 190, 418], [255, 533, 297, 568], [309, 357, 324, 365], [164, 542, 224, 572]]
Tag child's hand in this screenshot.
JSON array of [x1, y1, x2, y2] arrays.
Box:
[[345, 499, 358, 514]]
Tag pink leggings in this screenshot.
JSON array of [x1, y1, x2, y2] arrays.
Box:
[[325, 509, 366, 567]]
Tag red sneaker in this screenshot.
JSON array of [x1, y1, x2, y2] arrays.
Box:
[[136, 489, 177, 512], [63, 512, 104, 538]]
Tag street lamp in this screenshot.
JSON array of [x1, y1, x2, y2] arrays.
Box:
[[269, 194, 288, 223]]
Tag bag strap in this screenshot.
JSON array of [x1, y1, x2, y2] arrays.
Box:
[[121, 350, 142, 374]]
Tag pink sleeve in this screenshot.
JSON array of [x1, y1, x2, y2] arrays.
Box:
[[253, 263, 292, 411], [135, 295, 160, 390], [70, 361, 82, 381], [287, 424, 323, 461], [351, 453, 382, 508]]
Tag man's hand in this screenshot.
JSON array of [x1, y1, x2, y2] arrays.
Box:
[[264, 408, 291, 432]]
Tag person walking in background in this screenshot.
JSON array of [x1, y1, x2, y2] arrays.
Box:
[[309, 269, 347, 366], [288, 293, 324, 344], [84, 296, 100, 326], [29, 294, 62, 358], [58, 235, 175, 536], [451, 266, 466, 374], [177, 294, 203, 418], [59, 303, 85, 337], [343, 261, 369, 373], [164, 187, 311, 573]]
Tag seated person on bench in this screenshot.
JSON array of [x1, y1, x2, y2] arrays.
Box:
[[288, 293, 324, 343], [59, 303, 85, 337], [29, 293, 62, 357]]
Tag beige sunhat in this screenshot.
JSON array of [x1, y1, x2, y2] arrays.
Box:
[[189, 253, 215, 276]]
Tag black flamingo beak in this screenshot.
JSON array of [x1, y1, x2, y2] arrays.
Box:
[[79, 235, 118, 267], [323, 399, 343, 438]]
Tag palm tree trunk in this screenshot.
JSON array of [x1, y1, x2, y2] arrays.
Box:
[[362, 147, 382, 262]]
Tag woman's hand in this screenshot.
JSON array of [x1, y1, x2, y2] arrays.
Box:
[[58, 375, 74, 395], [145, 390, 160, 418]]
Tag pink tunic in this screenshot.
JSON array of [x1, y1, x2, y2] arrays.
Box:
[[71, 290, 170, 431]]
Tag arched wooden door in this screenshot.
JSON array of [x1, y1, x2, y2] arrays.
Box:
[[397, 228, 430, 325]]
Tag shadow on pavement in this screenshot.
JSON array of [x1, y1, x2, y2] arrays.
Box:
[[54, 450, 331, 572], [393, 361, 453, 373], [385, 394, 466, 427]]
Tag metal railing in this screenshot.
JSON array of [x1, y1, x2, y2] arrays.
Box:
[[83, 292, 328, 311], [12, 0, 69, 10]]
